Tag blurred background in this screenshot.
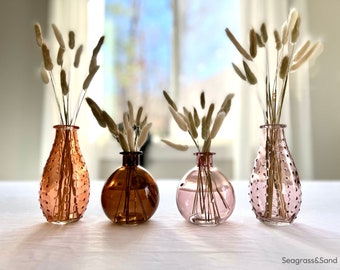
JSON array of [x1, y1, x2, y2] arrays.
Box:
[[0, 0, 339, 181]]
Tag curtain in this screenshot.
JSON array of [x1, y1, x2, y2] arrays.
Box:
[[234, 0, 313, 180], [40, 0, 105, 178]]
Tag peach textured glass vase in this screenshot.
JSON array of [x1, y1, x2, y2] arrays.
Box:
[[250, 124, 302, 226], [176, 152, 235, 226], [39, 125, 90, 224], [101, 152, 159, 225]]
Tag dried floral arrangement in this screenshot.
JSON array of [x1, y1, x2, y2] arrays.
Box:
[[86, 98, 152, 152], [225, 8, 322, 124], [34, 23, 104, 125], [162, 90, 234, 153]]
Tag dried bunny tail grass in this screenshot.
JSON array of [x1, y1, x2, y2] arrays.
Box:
[[82, 65, 99, 90], [102, 111, 118, 135], [225, 28, 253, 61], [41, 43, 53, 71], [279, 55, 290, 79], [60, 69, 69, 95], [90, 36, 105, 73], [57, 47, 65, 66], [74, 45, 83, 68], [274, 30, 282, 50], [287, 8, 299, 33], [85, 97, 106, 127], [163, 90, 177, 111], [291, 41, 322, 71], [293, 40, 311, 62], [205, 103, 215, 129], [249, 28, 257, 58], [135, 106, 143, 126], [126, 126, 135, 151], [260, 23, 268, 43], [127, 101, 134, 126], [200, 91, 205, 109], [123, 112, 131, 132], [137, 122, 152, 149], [34, 23, 43, 47], [243, 61, 257, 84], [118, 132, 129, 152], [210, 111, 226, 139], [232, 63, 246, 81], [169, 105, 188, 131], [188, 112, 198, 139], [193, 107, 200, 128], [40, 66, 49, 84], [281, 22, 288, 45], [68, 31, 75, 49], [219, 93, 234, 115], [51, 23, 65, 49], [140, 115, 148, 129], [291, 16, 301, 43], [256, 33, 265, 48], [161, 139, 189, 151], [201, 116, 209, 140]]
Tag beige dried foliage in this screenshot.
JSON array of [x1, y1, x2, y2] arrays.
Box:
[[260, 23, 268, 43], [34, 23, 43, 47], [82, 65, 99, 90], [40, 67, 49, 84], [274, 30, 282, 50], [279, 56, 290, 79], [243, 61, 257, 84], [162, 90, 234, 153], [137, 122, 152, 149], [163, 90, 178, 111], [51, 23, 65, 49], [249, 28, 257, 58], [161, 139, 189, 151], [60, 69, 69, 95], [74, 45, 83, 68], [68, 31, 75, 49], [57, 47, 65, 66], [232, 63, 246, 81], [225, 28, 253, 61], [41, 43, 53, 71]]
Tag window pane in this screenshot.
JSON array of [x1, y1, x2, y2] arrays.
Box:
[[104, 0, 240, 141]]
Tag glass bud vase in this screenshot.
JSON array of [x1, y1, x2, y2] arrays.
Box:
[[250, 124, 302, 225], [176, 152, 235, 226], [39, 125, 90, 224], [101, 151, 159, 225]]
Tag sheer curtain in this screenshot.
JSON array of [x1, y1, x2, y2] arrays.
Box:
[[234, 0, 313, 180], [40, 0, 105, 178]]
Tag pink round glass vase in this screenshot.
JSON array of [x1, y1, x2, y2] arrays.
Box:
[[176, 152, 235, 226]]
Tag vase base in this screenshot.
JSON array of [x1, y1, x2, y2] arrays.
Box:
[[189, 214, 221, 226], [48, 217, 82, 225], [258, 217, 293, 226], [113, 212, 148, 225]]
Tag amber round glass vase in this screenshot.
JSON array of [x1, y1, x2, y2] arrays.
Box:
[[101, 152, 159, 225], [250, 124, 302, 225], [176, 152, 235, 226], [39, 125, 90, 224]]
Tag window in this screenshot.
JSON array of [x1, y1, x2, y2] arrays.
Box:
[[103, 0, 240, 141]]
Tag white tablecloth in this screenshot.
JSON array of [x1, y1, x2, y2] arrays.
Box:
[[0, 180, 339, 270]]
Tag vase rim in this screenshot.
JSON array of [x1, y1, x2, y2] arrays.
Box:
[[260, 124, 286, 129], [120, 151, 143, 155], [193, 152, 216, 156], [53, 125, 79, 129]]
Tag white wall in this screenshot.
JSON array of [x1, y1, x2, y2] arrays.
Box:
[[0, 1, 48, 179], [307, 0, 340, 179]]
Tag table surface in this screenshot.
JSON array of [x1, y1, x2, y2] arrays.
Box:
[[0, 180, 339, 270]]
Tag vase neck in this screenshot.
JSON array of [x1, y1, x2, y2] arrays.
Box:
[[195, 152, 215, 167], [121, 151, 142, 166]]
